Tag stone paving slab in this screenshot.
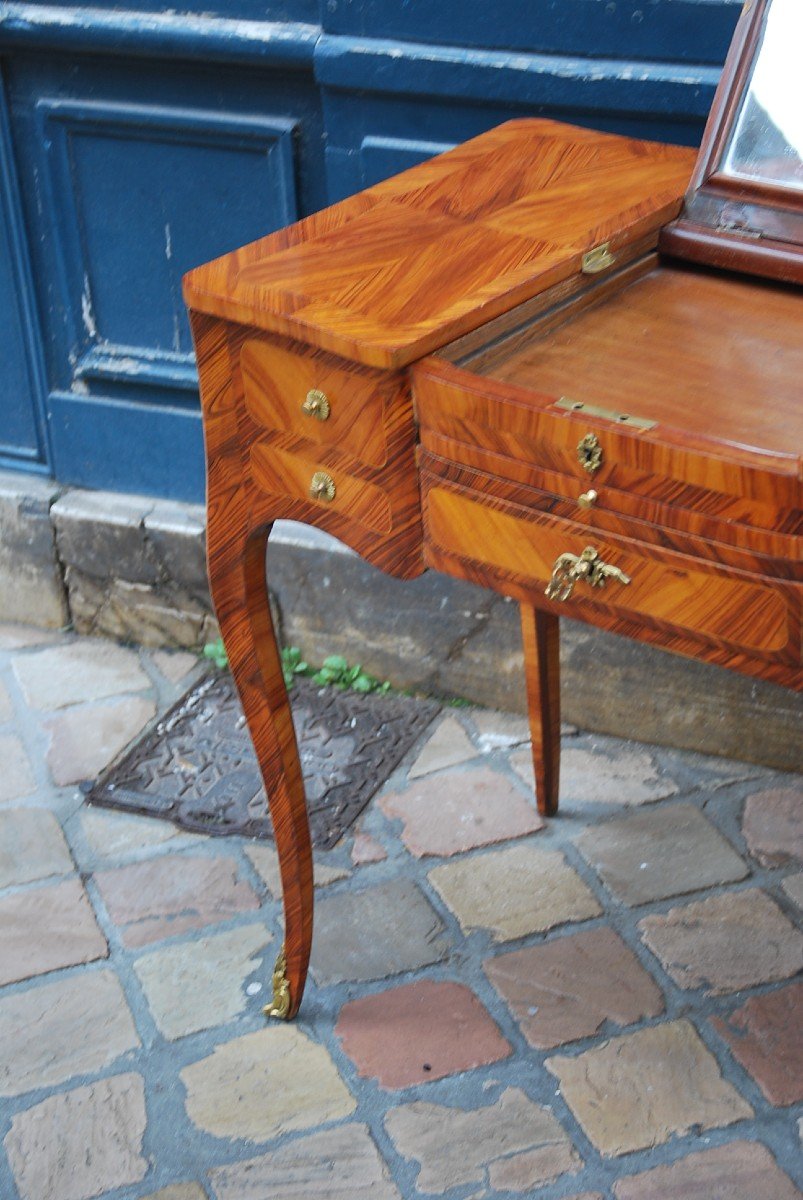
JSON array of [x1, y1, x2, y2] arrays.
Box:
[[612, 1140, 802, 1199], [429, 843, 601, 942], [4, 1073, 148, 1200], [336, 980, 511, 1089], [0, 734, 36, 804], [639, 889, 803, 994], [311, 879, 449, 985], [0, 878, 108, 987], [485, 927, 664, 1049], [575, 803, 749, 905], [546, 1020, 753, 1156], [384, 1087, 581, 1194], [0, 623, 801, 1200], [209, 1124, 401, 1200], [0, 970, 138, 1097]]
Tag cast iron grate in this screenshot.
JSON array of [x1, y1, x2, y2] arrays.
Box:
[[86, 672, 439, 849]]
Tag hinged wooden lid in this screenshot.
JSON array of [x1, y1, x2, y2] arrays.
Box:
[[183, 119, 694, 369]]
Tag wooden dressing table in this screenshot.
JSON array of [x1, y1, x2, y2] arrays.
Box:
[[184, 0, 801, 1020]]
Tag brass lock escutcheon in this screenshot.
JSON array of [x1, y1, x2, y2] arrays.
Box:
[[302, 389, 330, 421], [577, 432, 603, 475], [309, 471, 336, 502], [545, 546, 631, 603]]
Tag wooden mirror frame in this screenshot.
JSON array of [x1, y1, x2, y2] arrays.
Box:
[[660, 0, 803, 284]]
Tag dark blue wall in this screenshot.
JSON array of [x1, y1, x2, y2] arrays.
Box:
[[0, 0, 740, 501]]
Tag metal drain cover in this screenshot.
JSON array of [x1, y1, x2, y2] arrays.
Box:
[[86, 672, 439, 848]]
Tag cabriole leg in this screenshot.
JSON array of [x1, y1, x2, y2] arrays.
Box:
[[207, 509, 313, 1020], [520, 604, 561, 817]]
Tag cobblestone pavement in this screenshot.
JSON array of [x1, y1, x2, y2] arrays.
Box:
[[0, 621, 801, 1200]]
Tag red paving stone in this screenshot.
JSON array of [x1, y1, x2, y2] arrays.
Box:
[[712, 981, 803, 1106], [485, 927, 664, 1049], [379, 766, 543, 857], [94, 853, 260, 948], [742, 787, 803, 867], [612, 1139, 802, 1199], [335, 979, 511, 1089]]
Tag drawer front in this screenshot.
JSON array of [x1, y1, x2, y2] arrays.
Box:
[[420, 438, 802, 571], [414, 358, 801, 520], [241, 337, 389, 468], [251, 444, 393, 534], [423, 477, 798, 661]]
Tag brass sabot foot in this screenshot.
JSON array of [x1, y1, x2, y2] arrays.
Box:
[[264, 944, 292, 1020]]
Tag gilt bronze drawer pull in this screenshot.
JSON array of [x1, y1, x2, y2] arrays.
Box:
[[309, 471, 336, 502], [578, 489, 598, 508], [302, 389, 330, 420], [577, 433, 603, 474], [545, 546, 631, 603]]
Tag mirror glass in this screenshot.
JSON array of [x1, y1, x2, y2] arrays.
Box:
[[722, 0, 803, 191]]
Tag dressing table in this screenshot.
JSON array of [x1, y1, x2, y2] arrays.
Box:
[[184, 0, 801, 1019]]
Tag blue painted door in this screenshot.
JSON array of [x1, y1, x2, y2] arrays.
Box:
[[0, 0, 741, 501]]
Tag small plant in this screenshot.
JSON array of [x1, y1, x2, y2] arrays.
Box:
[[309, 654, 391, 695], [204, 639, 392, 696], [202, 638, 229, 670], [281, 645, 309, 688]]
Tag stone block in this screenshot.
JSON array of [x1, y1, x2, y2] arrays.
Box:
[[95, 852, 260, 948], [335, 979, 510, 1089], [385, 1087, 580, 1195], [429, 843, 601, 941], [311, 879, 448, 985], [210, 1124, 400, 1200], [65, 567, 210, 648], [0, 807, 74, 888], [742, 786, 803, 867], [639, 889, 803, 993], [0, 471, 66, 627], [546, 1020, 752, 1156], [44, 696, 156, 785], [711, 981, 803, 1106], [0, 878, 107, 986], [485, 927, 663, 1049], [380, 765, 543, 858], [3, 1073, 147, 1200], [51, 488, 157, 584], [575, 803, 748, 905], [145, 499, 209, 602], [351, 831, 387, 864], [0, 734, 36, 804], [181, 1026, 355, 1141], [407, 716, 477, 779], [133, 924, 272, 1039], [13, 639, 151, 710], [0, 971, 138, 1096], [612, 1140, 801, 1200]]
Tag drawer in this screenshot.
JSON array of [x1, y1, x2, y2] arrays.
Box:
[[420, 435, 802, 568], [422, 474, 800, 664], [251, 444, 393, 534], [413, 260, 803, 527], [240, 336, 390, 468]]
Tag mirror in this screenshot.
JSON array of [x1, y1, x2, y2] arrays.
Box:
[[660, 0, 803, 284], [722, 0, 803, 192]]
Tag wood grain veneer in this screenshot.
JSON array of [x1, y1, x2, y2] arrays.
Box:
[[183, 120, 695, 368]]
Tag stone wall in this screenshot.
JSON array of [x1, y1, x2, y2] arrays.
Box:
[[0, 470, 799, 772]]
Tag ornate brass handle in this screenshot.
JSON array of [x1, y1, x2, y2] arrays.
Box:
[[302, 389, 330, 421], [545, 546, 631, 603], [578, 489, 598, 509], [309, 471, 336, 502]]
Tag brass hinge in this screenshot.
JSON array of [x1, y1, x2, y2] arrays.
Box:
[[557, 396, 656, 431]]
